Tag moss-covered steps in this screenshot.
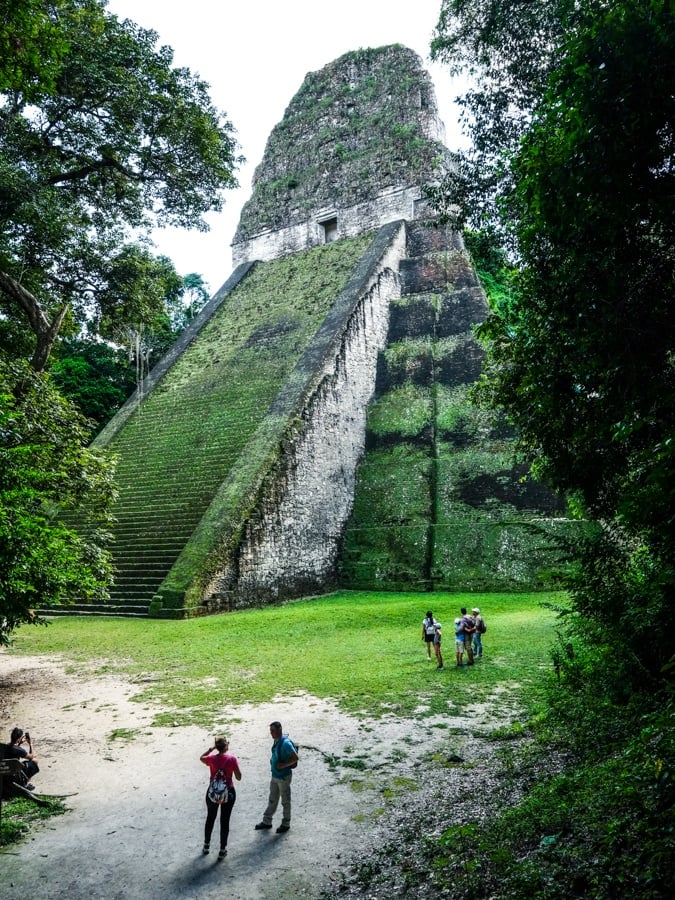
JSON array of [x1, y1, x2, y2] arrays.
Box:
[[51, 233, 373, 617], [339, 222, 571, 592]]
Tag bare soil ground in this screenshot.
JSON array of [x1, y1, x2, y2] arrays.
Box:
[[0, 651, 507, 899]]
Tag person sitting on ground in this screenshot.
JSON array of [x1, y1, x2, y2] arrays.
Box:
[[454, 618, 465, 667], [5, 727, 39, 790], [460, 607, 476, 666]]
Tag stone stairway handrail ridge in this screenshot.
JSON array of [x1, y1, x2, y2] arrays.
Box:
[[150, 221, 406, 615]]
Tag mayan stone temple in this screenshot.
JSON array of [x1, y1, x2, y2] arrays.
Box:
[[55, 46, 569, 618]]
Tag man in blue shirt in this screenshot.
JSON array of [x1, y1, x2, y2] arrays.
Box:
[[254, 721, 299, 834]]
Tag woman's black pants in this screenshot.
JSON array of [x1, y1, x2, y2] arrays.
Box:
[[204, 787, 236, 849]]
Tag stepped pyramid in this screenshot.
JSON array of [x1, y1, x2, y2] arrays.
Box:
[[340, 226, 568, 592], [51, 46, 569, 618]]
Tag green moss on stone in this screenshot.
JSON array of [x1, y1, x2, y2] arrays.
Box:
[[235, 45, 451, 241], [367, 384, 433, 438], [105, 234, 372, 611]]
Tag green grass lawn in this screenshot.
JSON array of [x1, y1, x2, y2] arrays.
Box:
[[5, 591, 561, 729]]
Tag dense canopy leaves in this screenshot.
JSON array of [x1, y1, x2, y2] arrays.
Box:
[[0, 0, 239, 369], [0, 358, 116, 644], [432, 0, 675, 683]]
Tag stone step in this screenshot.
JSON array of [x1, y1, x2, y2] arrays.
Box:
[[35, 603, 149, 617], [110, 579, 164, 592], [111, 565, 177, 577], [405, 222, 464, 257]]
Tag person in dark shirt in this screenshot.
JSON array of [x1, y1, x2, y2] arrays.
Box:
[[4, 727, 39, 789], [460, 608, 476, 666]]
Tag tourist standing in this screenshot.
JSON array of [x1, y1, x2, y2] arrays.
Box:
[[454, 618, 465, 667], [255, 721, 298, 834], [200, 735, 241, 860], [422, 610, 439, 661], [433, 620, 444, 669], [472, 607, 485, 658], [460, 607, 476, 665]]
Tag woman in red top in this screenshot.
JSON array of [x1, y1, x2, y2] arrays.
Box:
[[200, 736, 242, 860]]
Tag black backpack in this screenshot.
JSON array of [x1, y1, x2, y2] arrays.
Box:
[[282, 736, 299, 770]]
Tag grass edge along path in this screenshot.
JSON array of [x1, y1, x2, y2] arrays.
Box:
[[5, 591, 559, 728]]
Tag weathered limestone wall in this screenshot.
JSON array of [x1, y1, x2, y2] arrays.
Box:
[[233, 269, 399, 599], [197, 223, 406, 608], [233, 187, 428, 266]]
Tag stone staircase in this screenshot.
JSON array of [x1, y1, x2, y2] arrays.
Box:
[[38, 234, 372, 617]]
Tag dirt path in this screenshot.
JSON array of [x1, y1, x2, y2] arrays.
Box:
[[0, 651, 483, 899]]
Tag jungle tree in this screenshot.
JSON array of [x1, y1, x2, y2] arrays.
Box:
[[432, 0, 675, 686], [0, 0, 240, 637], [0, 0, 240, 371]]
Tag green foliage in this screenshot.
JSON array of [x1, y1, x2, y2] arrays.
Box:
[[430, 0, 571, 233], [428, 690, 675, 899], [48, 270, 210, 433], [427, 4, 675, 893], [0, 358, 116, 644], [49, 339, 136, 433], [432, 0, 675, 678], [0, 0, 239, 369], [0, 0, 66, 98], [0, 795, 66, 848], [464, 228, 519, 317]]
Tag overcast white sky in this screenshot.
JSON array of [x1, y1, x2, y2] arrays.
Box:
[[106, 0, 468, 294]]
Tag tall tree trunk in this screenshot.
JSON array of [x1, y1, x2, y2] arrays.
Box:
[[0, 270, 68, 371]]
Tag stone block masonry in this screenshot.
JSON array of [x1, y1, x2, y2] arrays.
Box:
[[231, 249, 401, 603], [340, 221, 573, 593], [152, 222, 406, 613]]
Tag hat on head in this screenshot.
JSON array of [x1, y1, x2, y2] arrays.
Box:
[[472, 608, 480, 614]]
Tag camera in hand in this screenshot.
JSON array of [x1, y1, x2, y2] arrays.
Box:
[[25, 731, 30, 741]]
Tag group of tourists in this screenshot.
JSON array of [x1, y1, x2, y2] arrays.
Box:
[[422, 606, 486, 670], [4, 720, 297, 865], [199, 720, 298, 862]]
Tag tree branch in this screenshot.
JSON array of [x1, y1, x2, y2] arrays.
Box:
[[0, 269, 49, 334], [47, 154, 138, 185]]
